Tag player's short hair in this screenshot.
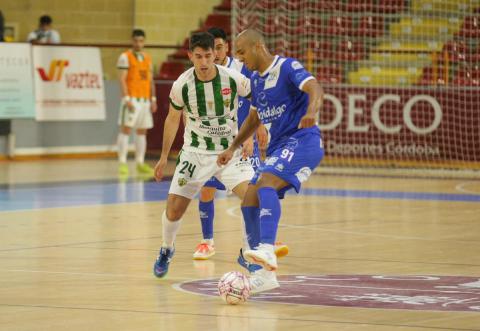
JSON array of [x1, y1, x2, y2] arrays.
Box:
[[207, 27, 227, 41], [189, 32, 214, 51], [132, 29, 146, 38], [39, 15, 52, 26]]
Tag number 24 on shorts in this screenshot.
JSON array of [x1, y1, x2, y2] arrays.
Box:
[[179, 161, 197, 177]]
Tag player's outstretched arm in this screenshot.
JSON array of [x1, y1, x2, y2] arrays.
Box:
[[299, 79, 324, 128], [154, 105, 182, 181], [217, 108, 260, 166]]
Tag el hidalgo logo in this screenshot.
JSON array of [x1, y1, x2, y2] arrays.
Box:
[[36, 59, 101, 89]]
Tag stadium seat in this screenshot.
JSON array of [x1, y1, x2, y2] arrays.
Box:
[[255, 0, 279, 11], [326, 16, 353, 36], [317, 66, 343, 84], [214, 0, 231, 12], [204, 14, 231, 34], [417, 67, 446, 85], [308, 40, 334, 60], [312, 0, 343, 11], [296, 16, 324, 35], [347, 0, 375, 12], [443, 41, 468, 63], [458, 16, 480, 38], [263, 15, 286, 36], [170, 38, 189, 60], [375, 0, 405, 14], [157, 62, 185, 80], [337, 40, 365, 61], [453, 66, 480, 86], [357, 16, 384, 37]]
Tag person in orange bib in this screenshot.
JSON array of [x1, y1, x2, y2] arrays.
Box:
[[116, 29, 157, 176]]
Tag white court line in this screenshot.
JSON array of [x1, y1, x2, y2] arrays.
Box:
[[227, 204, 480, 245], [455, 182, 480, 195], [0, 268, 194, 281]]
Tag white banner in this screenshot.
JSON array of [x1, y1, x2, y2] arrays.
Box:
[[33, 46, 106, 121], [0, 43, 35, 119]]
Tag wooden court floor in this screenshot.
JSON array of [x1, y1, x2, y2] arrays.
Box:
[[0, 159, 479, 331]]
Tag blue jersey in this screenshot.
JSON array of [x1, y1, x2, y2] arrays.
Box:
[[250, 56, 320, 155], [226, 56, 252, 128]]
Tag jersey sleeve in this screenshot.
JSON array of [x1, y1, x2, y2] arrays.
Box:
[[168, 80, 184, 110], [230, 69, 251, 98], [286, 59, 315, 90], [117, 53, 129, 70]]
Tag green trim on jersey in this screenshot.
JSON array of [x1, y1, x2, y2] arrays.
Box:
[[190, 131, 200, 148], [182, 84, 193, 113], [220, 138, 229, 150], [203, 136, 215, 151], [169, 97, 183, 110], [212, 74, 224, 117], [229, 77, 237, 111], [194, 78, 207, 117]]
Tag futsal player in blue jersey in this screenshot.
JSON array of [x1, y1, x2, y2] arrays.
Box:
[[217, 29, 324, 292], [193, 27, 289, 261]]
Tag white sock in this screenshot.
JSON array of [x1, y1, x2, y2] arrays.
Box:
[[135, 134, 147, 164], [117, 133, 129, 163], [162, 210, 182, 248]]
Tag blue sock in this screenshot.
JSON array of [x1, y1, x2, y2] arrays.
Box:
[[241, 206, 260, 249], [257, 187, 281, 245], [199, 200, 214, 240]]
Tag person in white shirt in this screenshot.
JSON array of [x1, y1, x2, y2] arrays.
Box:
[[27, 15, 61, 44]]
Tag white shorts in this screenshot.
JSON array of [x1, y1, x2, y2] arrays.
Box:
[[169, 149, 255, 199], [118, 98, 153, 129]]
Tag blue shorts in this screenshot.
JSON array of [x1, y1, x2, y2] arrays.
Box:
[[251, 131, 324, 199], [203, 141, 261, 191], [203, 176, 227, 190]]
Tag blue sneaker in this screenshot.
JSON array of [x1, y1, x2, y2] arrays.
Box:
[[237, 248, 262, 273], [153, 246, 175, 278]]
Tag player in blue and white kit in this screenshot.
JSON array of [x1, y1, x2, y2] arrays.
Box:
[[218, 30, 324, 293], [193, 27, 288, 261]]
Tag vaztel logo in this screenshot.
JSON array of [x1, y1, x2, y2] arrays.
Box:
[[37, 60, 69, 82]]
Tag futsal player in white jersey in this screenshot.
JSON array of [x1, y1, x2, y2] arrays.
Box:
[[191, 27, 289, 261], [152, 32, 255, 278]]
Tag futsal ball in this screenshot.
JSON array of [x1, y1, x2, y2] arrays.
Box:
[[218, 271, 251, 305]]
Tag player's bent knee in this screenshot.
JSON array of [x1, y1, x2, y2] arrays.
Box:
[[166, 208, 183, 222], [199, 187, 216, 202], [257, 172, 288, 191], [241, 185, 259, 207]]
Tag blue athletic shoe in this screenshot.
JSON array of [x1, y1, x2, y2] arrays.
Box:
[[237, 248, 262, 273], [153, 246, 175, 278]]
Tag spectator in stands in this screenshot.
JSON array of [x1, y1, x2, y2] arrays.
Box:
[[27, 15, 61, 44]]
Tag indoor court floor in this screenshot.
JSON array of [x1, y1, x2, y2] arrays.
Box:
[[0, 159, 479, 331]]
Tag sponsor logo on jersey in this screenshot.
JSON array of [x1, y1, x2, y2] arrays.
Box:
[[291, 61, 303, 70], [223, 98, 231, 108], [258, 104, 287, 122], [222, 88, 231, 95]]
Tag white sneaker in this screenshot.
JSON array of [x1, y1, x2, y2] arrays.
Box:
[[249, 269, 280, 294], [192, 241, 215, 260], [244, 243, 278, 271]]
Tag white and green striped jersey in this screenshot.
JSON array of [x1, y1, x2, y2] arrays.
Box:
[[169, 64, 251, 154]]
